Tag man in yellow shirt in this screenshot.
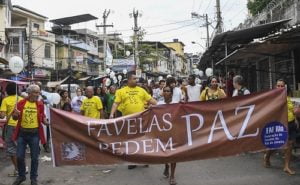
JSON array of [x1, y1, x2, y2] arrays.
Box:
[[0, 82, 23, 177], [80, 86, 104, 119], [109, 73, 157, 169], [12, 85, 48, 185]]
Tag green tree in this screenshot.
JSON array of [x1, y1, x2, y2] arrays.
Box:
[[247, 0, 272, 16]]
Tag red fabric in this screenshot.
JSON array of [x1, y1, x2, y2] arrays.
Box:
[[226, 79, 234, 97], [13, 99, 46, 144]]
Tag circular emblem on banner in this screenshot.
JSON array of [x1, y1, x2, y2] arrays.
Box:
[[261, 122, 288, 149]]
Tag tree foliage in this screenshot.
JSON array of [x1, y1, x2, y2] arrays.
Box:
[[247, 0, 272, 16]]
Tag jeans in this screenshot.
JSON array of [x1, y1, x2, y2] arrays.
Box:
[[16, 130, 40, 180]]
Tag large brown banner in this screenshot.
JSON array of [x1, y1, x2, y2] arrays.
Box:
[[50, 89, 288, 166]]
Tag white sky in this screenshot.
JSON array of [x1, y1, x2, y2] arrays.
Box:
[[11, 0, 248, 54]]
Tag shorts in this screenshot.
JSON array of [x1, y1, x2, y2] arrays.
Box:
[[5, 125, 17, 156], [288, 121, 298, 141]]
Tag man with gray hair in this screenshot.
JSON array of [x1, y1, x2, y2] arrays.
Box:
[[11, 85, 48, 185], [232, 75, 250, 97]]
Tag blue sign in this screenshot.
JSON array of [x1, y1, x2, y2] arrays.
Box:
[[261, 122, 288, 149]]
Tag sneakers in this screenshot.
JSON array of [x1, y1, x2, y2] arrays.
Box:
[[31, 179, 38, 185], [128, 165, 137, 170], [8, 170, 18, 177], [12, 177, 26, 185]]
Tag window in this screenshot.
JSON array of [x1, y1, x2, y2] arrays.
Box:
[[33, 23, 40, 30], [44, 43, 51, 59], [11, 37, 20, 54]]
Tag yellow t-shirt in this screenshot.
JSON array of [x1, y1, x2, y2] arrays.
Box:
[[287, 97, 295, 122], [80, 96, 103, 119], [114, 86, 152, 116], [200, 87, 226, 101], [21, 101, 38, 128], [0, 95, 23, 126]]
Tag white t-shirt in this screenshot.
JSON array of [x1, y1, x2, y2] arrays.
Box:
[[187, 84, 202, 102], [172, 87, 182, 103], [232, 88, 250, 97], [71, 95, 86, 113], [153, 88, 164, 101], [157, 100, 176, 105]]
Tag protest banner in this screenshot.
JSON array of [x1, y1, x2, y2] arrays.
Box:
[[51, 89, 288, 166]]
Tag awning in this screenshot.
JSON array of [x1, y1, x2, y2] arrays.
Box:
[[50, 14, 98, 26], [216, 41, 298, 65], [47, 76, 70, 88], [78, 76, 91, 81], [0, 78, 30, 85], [211, 19, 291, 47]]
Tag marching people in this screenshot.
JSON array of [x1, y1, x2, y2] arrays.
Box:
[[11, 85, 48, 185], [157, 86, 177, 185], [263, 79, 298, 175], [186, 75, 202, 102], [80, 86, 104, 119], [166, 77, 183, 103], [58, 90, 71, 109], [104, 85, 117, 118], [153, 79, 166, 101], [71, 88, 86, 114], [109, 72, 157, 169], [226, 72, 235, 97], [200, 76, 226, 101], [232, 75, 250, 97], [0, 83, 23, 177]]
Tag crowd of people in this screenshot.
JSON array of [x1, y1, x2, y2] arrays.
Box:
[[0, 71, 299, 185]]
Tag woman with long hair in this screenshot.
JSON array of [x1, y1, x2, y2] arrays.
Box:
[[200, 76, 226, 101], [158, 86, 177, 185]]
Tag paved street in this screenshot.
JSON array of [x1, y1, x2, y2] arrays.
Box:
[[1, 150, 300, 185]]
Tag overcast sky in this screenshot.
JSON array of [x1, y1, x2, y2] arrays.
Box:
[[11, 0, 248, 54]]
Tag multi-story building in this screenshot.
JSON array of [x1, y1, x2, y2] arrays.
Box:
[[163, 39, 189, 76]]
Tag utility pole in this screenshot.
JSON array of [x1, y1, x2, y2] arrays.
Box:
[[191, 12, 210, 48], [28, 20, 33, 80], [131, 9, 141, 77], [67, 33, 72, 98], [108, 33, 122, 58], [96, 9, 113, 72], [216, 0, 223, 34]]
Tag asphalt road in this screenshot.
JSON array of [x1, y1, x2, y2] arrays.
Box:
[[1, 150, 300, 185]]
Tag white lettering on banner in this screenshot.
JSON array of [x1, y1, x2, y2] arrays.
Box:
[[113, 119, 126, 135], [149, 115, 163, 132], [125, 141, 140, 155], [162, 113, 173, 131], [87, 121, 96, 136], [236, 105, 258, 139], [138, 117, 149, 133], [208, 110, 235, 143], [98, 138, 175, 155], [142, 139, 155, 153], [97, 123, 112, 137], [182, 114, 204, 146], [127, 118, 138, 134]]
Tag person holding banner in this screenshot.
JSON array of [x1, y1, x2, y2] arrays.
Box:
[[80, 86, 104, 119], [11, 85, 48, 185], [0, 82, 23, 177], [200, 76, 226, 101], [109, 72, 157, 169], [157, 86, 177, 185], [264, 79, 297, 175]]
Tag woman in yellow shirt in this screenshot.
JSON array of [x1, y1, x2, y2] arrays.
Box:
[[200, 76, 226, 101], [264, 79, 297, 175]]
